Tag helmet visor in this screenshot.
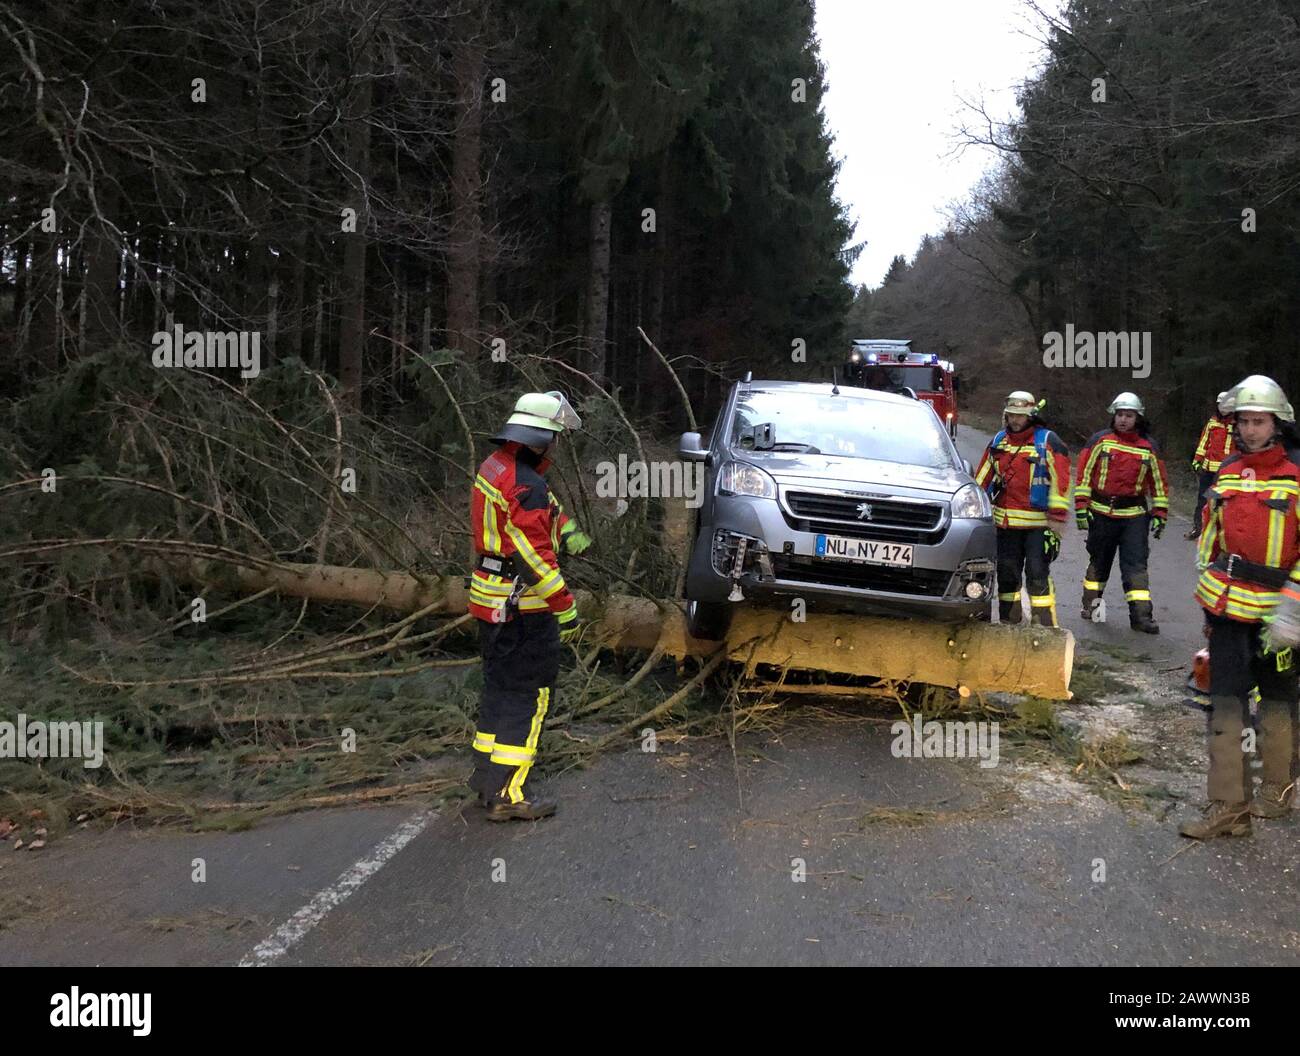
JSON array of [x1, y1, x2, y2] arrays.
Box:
[[546, 391, 583, 431]]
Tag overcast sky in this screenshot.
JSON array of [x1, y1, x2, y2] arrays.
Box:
[[814, 0, 1056, 289]]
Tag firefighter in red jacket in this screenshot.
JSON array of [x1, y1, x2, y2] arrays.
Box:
[[973, 391, 1071, 626], [1181, 375, 1300, 839], [1186, 390, 1236, 540], [467, 391, 590, 822], [1074, 392, 1170, 634]]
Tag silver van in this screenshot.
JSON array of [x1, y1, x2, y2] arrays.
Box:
[[679, 378, 996, 639]]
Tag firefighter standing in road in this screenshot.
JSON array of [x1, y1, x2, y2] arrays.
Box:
[[1186, 390, 1236, 540], [467, 391, 590, 822], [1182, 375, 1300, 839], [1074, 393, 1170, 634], [974, 391, 1072, 626]]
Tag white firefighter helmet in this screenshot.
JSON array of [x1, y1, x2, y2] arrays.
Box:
[[1107, 392, 1145, 415], [1230, 375, 1294, 423], [1216, 390, 1234, 415], [1003, 390, 1038, 416]]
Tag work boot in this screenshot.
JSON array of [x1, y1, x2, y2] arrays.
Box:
[[1080, 585, 1103, 622], [998, 600, 1023, 625], [484, 796, 557, 822], [1184, 526, 1201, 541], [1128, 601, 1159, 634], [1028, 595, 1057, 627], [1178, 800, 1252, 839], [1250, 780, 1295, 819]]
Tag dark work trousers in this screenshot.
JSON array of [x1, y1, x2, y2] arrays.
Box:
[[1204, 614, 1300, 802], [1191, 470, 1216, 531], [996, 527, 1056, 625], [470, 611, 560, 803], [1082, 513, 1152, 615]]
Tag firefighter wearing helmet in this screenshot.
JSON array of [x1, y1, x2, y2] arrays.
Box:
[[1183, 375, 1300, 838], [1073, 392, 1170, 634], [1186, 390, 1236, 540], [466, 391, 590, 821], [973, 391, 1072, 625]]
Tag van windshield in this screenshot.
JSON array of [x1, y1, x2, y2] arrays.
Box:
[[731, 390, 958, 468]]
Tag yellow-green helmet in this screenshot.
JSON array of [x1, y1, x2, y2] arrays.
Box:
[[1230, 375, 1294, 423], [492, 391, 583, 446]]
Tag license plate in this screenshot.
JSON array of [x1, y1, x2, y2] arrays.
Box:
[[815, 534, 913, 567]]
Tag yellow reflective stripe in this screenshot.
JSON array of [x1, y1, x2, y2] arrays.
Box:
[[1266, 504, 1286, 568], [470, 577, 514, 595], [1098, 440, 1157, 458], [1030, 593, 1056, 607], [534, 566, 564, 598], [475, 475, 508, 508], [1081, 443, 1106, 491], [997, 591, 1021, 602], [1216, 477, 1300, 496], [1088, 500, 1145, 517], [1125, 589, 1151, 601], [1195, 422, 1212, 460], [505, 522, 552, 580], [1083, 579, 1104, 590], [994, 509, 1049, 527], [1046, 449, 1070, 511], [524, 686, 550, 753], [500, 687, 551, 804], [473, 731, 496, 753], [484, 503, 501, 553]]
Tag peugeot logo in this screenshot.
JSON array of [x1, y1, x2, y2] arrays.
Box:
[[856, 502, 873, 520]]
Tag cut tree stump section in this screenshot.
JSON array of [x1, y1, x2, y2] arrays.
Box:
[[169, 558, 1074, 699]]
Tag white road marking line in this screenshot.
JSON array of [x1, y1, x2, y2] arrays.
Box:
[[238, 809, 436, 967]]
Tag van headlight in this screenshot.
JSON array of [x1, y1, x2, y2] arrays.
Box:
[[951, 482, 991, 519], [718, 461, 777, 499]]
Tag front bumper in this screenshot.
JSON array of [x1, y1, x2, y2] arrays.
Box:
[[685, 492, 997, 619]]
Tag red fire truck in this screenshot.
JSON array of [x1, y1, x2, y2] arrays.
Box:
[[844, 339, 960, 438]]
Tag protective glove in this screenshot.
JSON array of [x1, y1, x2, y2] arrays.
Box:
[[1075, 508, 1091, 532], [563, 529, 592, 555], [1150, 514, 1166, 539], [1261, 592, 1300, 653], [1043, 528, 1061, 563], [557, 601, 582, 643]]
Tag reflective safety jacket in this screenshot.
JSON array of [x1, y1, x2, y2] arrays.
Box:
[[1196, 443, 1300, 624], [974, 424, 1071, 529], [469, 441, 579, 624], [1074, 429, 1169, 519], [1192, 414, 1235, 473]]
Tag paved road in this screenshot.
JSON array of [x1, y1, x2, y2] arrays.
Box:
[[2, 423, 1295, 967]]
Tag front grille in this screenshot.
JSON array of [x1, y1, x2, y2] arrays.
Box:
[[783, 490, 946, 544], [770, 555, 953, 597]]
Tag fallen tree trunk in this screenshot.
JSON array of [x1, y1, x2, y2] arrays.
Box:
[[168, 558, 1074, 698]]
